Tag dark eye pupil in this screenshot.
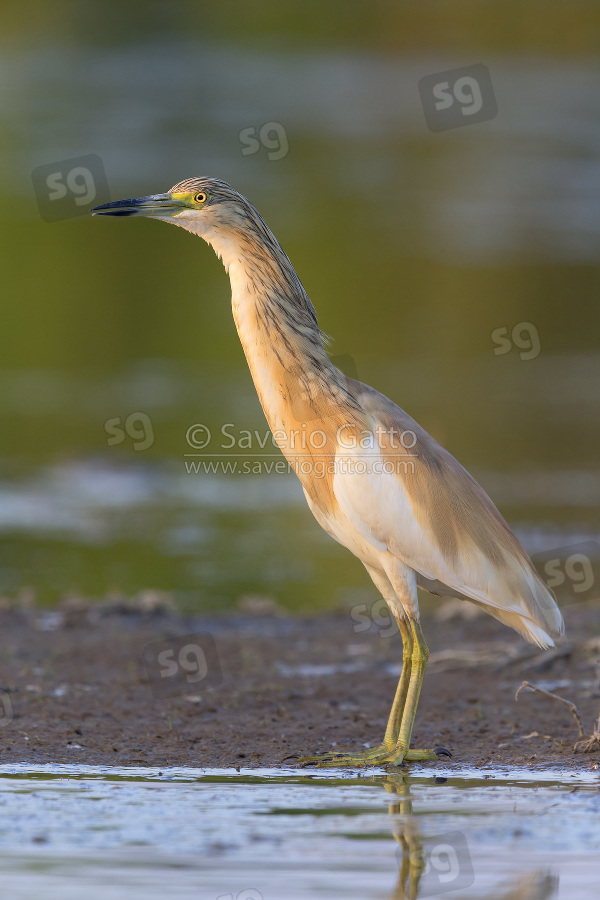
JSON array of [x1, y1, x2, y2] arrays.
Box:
[[196, 193, 205, 202]]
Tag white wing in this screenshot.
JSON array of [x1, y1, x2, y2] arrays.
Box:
[[330, 419, 562, 648]]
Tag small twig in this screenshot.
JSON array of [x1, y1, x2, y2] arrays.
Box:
[[574, 706, 600, 754], [515, 680, 584, 738]]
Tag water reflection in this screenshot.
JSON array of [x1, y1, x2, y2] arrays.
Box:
[[383, 774, 426, 900], [377, 773, 559, 900], [0, 765, 596, 898]]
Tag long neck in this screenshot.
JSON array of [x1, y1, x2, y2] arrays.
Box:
[[221, 239, 357, 440], [200, 218, 365, 515]]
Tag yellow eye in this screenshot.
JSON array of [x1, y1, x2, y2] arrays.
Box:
[[194, 192, 207, 204]]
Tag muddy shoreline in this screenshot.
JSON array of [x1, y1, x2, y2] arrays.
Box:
[[0, 598, 598, 772]]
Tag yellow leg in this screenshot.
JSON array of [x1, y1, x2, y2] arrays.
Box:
[[382, 617, 413, 749], [298, 617, 442, 767], [393, 619, 434, 762]]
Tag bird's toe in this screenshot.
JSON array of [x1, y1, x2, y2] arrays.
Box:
[[434, 745, 452, 758]]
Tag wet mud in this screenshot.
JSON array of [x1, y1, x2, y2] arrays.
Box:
[[0, 598, 598, 772]]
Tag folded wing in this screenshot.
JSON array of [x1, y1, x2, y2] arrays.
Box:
[[332, 381, 563, 648]]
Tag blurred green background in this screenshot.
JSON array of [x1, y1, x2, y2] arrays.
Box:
[[1, 0, 599, 612]]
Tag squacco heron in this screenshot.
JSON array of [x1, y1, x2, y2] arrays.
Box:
[[93, 178, 564, 767]]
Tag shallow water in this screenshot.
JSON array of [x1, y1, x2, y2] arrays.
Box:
[[1, 457, 599, 613], [0, 764, 597, 899]]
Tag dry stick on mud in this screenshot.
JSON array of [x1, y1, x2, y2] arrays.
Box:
[[515, 680, 584, 735], [573, 709, 600, 754]]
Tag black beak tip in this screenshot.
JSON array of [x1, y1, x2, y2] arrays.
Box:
[[91, 201, 136, 217], [91, 208, 137, 217]]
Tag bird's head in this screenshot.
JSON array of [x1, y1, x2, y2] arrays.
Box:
[[92, 176, 312, 313], [92, 177, 271, 260]]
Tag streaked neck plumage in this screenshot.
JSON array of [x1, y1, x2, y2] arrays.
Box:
[[194, 213, 360, 442]]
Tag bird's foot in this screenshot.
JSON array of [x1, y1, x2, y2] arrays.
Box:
[[298, 743, 399, 768], [297, 743, 449, 768]]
